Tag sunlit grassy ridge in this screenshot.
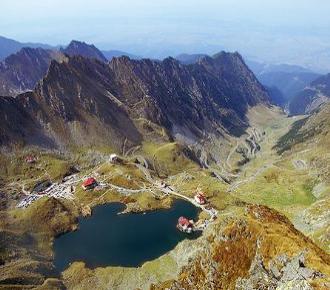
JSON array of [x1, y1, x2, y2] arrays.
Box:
[[141, 142, 198, 176]]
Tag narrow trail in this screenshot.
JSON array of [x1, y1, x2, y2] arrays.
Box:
[[133, 162, 218, 222], [292, 159, 308, 170], [225, 116, 304, 193], [225, 127, 262, 171], [228, 163, 272, 192], [225, 141, 238, 171]]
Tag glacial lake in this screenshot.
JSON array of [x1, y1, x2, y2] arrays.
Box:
[[53, 200, 200, 272]]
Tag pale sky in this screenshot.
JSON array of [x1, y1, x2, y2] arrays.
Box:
[[1, 0, 330, 70]]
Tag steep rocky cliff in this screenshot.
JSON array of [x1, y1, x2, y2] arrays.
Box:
[[0, 52, 269, 151], [0, 47, 64, 96]]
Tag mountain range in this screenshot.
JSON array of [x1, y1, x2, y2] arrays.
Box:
[[289, 73, 330, 115], [246, 60, 321, 104], [1, 36, 329, 121], [0, 35, 324, 110], [0, 49, 269, 154], [0, 47, 65, 96], [0, 35, 54, 60], [1, 36, 330, 290]]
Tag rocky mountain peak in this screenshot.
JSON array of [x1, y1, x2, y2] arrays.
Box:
[[0, 47, 65, 96], [0, 50, 271, 150], [62, 40, 107, 62]]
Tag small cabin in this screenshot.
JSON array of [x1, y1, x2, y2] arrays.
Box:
[[25, 155, 37, 164], [109, 154, 119, 164], [194, 192, 207, 205], [177, 216, 194, 233], [82, 177, 97, 190]]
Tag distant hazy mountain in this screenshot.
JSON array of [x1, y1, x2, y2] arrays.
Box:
[[258, 71, 320, 101], [102, 50, 140, 60], [289, 73, 330, 115], [61, 40, 107, 62], [247, 60, 320, 104], [175, 53, 207, 64], [0, 47, 65, 96], [0, 35, 54, 60], [246, 60, 314, 75]]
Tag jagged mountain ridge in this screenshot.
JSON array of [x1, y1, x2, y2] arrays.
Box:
[[175, 53, 207, 64], [0, 57, 142, 149], [0, 40, 107, 97], [0, 52, 270, 152], [0, 47, 65, 96], [101, 50, 140, 60], [246, 60, 320, 106], [0, 35, 54, 60], [289, 73, 330, 115]]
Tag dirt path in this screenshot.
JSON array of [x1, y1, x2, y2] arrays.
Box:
[[228, 163, 272, 192], [226, 113, 305, 193], [292, 159, 308, 170]]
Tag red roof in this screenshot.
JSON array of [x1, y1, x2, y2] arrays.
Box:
[[83, 177, 97, 187], [195, 192, 207, 204], [25, 156, 36, 162], [178, 216, 191, 227]]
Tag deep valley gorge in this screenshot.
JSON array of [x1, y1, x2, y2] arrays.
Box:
[[0, 40, 330, 290]]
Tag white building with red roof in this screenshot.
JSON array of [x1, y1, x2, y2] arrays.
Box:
[[82, 177, 97, 190], [194, 192, 207, 205], [177, 216, 194, 233]]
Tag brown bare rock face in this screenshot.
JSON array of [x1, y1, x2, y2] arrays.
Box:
[[0, 51, 269, 151], [109, 52, 269, 139], [0, 47, 65, 96]]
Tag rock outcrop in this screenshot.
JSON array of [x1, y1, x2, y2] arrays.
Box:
[[152, 205, 330, 290], [0, 47, 65, 96]]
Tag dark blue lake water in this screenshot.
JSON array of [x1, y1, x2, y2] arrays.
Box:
[[53, 200, 200, 272]]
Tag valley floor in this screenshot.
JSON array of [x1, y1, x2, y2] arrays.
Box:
[[0, 106, 330, 289], [227, 106, 329, 253]]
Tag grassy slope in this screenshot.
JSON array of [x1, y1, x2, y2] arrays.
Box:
[[230, 105, 330, 252], [154, 205, 330, 290], [1, 106, 330, 288]]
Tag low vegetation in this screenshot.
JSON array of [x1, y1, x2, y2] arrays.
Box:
[[1, 106, 330, 289]]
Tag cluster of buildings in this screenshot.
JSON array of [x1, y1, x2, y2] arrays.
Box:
[[176, 191, 217, 233], [19, 153, 218, 236]]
